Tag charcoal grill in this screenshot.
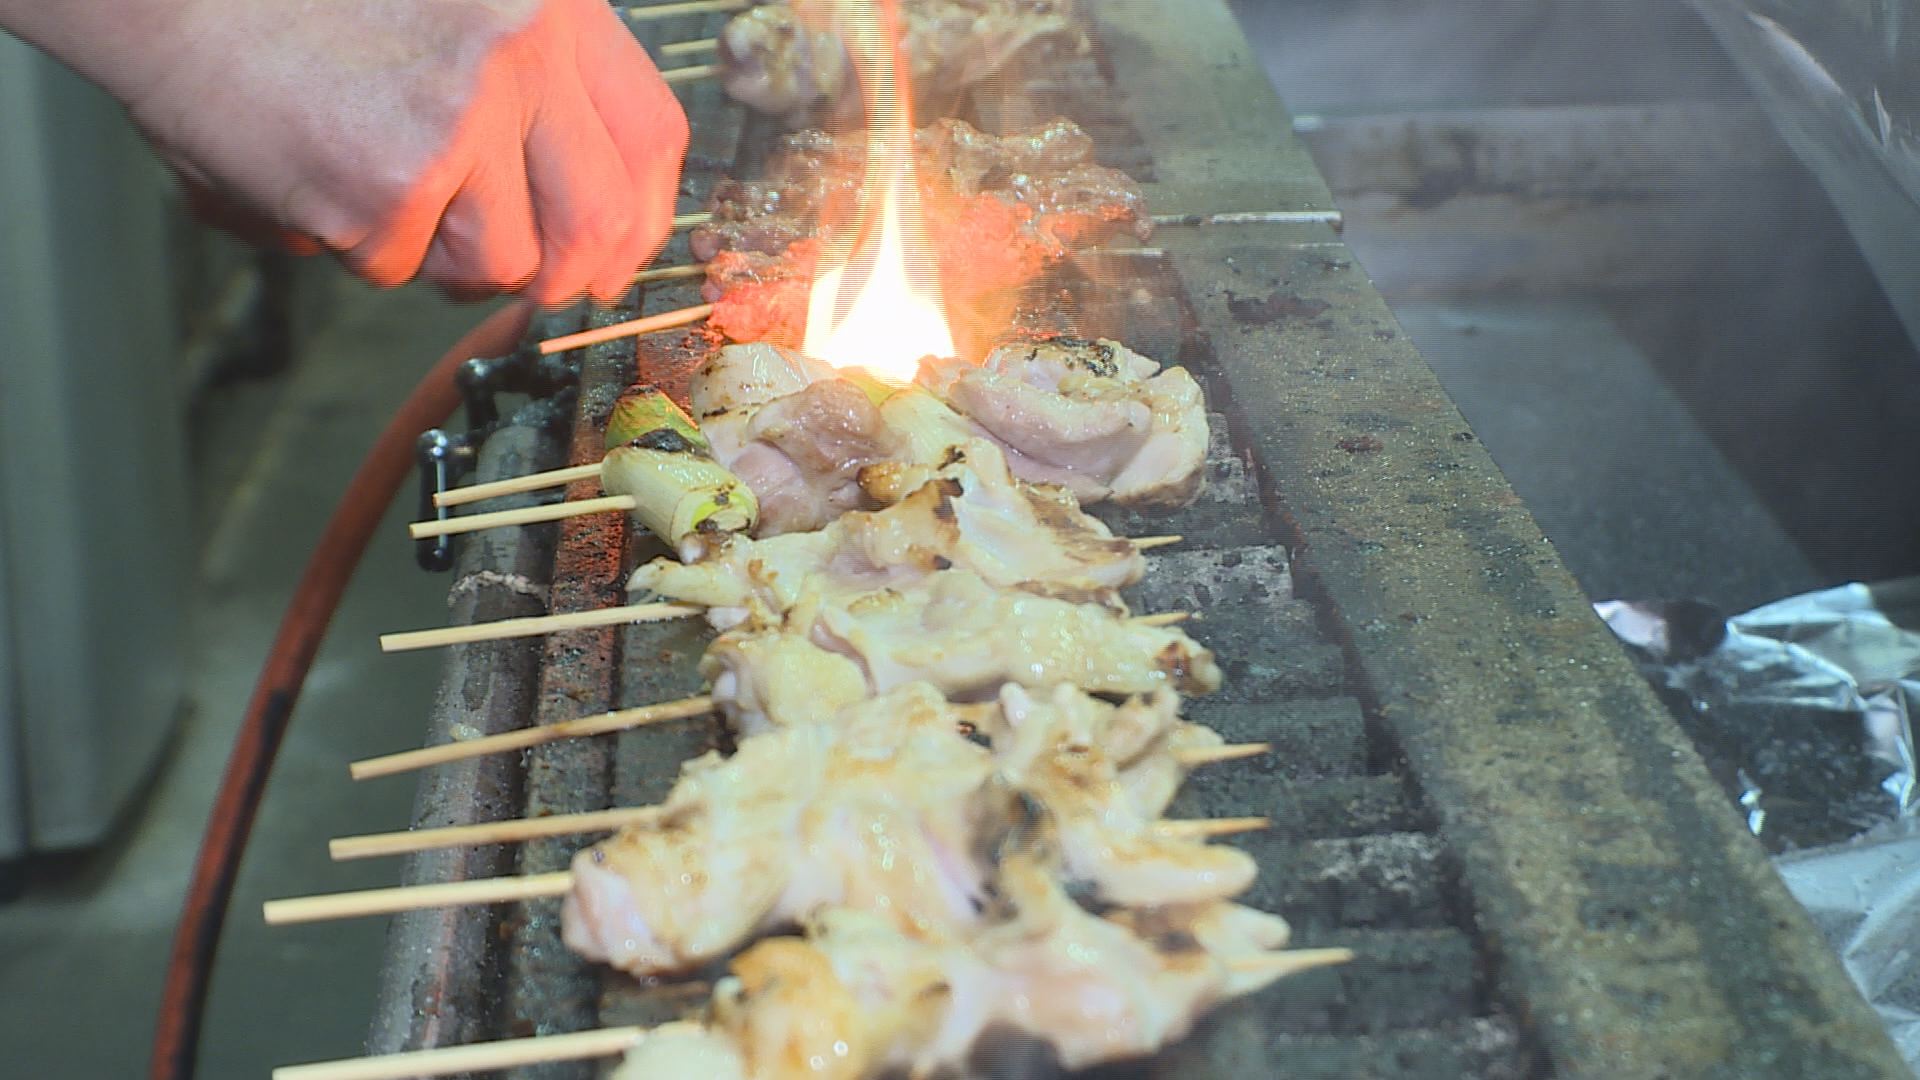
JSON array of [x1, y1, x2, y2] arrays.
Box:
[[359, 2, 1910, 1077]]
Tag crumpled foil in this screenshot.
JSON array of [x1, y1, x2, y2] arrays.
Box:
[[1596, 580, 1920, 1074]]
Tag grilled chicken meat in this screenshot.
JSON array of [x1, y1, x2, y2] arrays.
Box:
[[612, 860, 1319, 1080], [716, 2, 1086, 130], [628, 436, 1143, 629], [702, 570, 1220, 724], [689, 344, 906, 535], [692, 117, 1148, 263], [921, 336, 1210, 511], [563, 687, 998, 975], [563, 684, 1249, 975], [681, 340, 1208, 538]]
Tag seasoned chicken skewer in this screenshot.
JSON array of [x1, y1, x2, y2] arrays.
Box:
[[426, 334, 1209, 544], [629, 436, 1144, 629], [702, 568, 1221, 734], [561, 684, 1254, 976], [612, 859, 1347, 1080]]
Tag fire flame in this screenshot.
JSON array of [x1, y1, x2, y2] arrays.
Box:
[[802, 0, 955, 383]]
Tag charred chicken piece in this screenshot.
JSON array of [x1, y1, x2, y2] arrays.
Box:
[[627, 435, 1144, 629], [921, 336, 1210, 512], [611, 859, 1320, 1080]]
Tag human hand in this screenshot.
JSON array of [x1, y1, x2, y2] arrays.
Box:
[[15, 0, 689, 304]]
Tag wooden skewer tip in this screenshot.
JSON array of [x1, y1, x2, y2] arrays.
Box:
[[378, 602, 702, 654], [273, 1025, 661, 1080], [1131, 534, 1183, 550], [408, 493, 636, 540], [538, 303, 714, 355], [263, 871, 574, 926], [1157, 816, 1270, 839], [433, 462, 602, 508], [1174, 742, 1270, 767]]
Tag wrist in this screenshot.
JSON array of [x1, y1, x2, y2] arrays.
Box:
[[0, 0, 213, 102]]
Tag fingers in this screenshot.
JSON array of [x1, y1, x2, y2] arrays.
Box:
[[340, 173, 457, 288], [522, 61, 640, 307], [574, 0, 690, 300], [418, 140, 542, 296]]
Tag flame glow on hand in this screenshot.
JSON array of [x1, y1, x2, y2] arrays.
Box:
[[801, 0, 956, 384]]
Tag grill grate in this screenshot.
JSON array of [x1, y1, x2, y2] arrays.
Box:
[[364, 3, 1911, 1078]]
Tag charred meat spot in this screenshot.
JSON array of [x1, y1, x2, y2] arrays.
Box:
[[1227, 290, 1330, 325], [1153, 929, 1202, 953], [941, 445, 968, 467], [1338, 434, 1384, 454], [931, 554, 954, 570], [629, 428, 697, 454], [1156, 642, 1192, 685]]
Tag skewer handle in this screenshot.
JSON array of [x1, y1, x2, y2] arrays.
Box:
[[408, 494, 636, 539], [274, 1025, 651, 1080], [378, 602, 702, 653], [672, 211, 712, 230], [332, 807, 658, 861], [632, 262, 710, 286], [538, 303, 714, 355], [263, 871, 573, 926], [660, 37, 719, 57], [434, 462, 600, 508], [350, 696, 716, 780], [662, 62, 720, 84]]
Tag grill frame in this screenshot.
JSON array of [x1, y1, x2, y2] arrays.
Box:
[[361, 3, 1909, 1077]]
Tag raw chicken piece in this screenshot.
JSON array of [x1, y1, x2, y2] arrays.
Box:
[[610, 861, 1327, 1080], [628, 437, 1143, 630], [921, 337, 1210, 511], [563, 686, 1000, 975]]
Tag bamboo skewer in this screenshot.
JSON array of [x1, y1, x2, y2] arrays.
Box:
[[1130, 611, 1191, 627], [660, 37, 719, 57], [274, 1025, 657, 1080], [1156, 816, 1270, 839], [662, 62, 721, 85], [673, 211, 712, 230], [434, 462, 601, 508], [263, 871, 574, 926], [1130, 534, 1183, 550], [349, 698, 1249, 783], [538, 303, 714, 355], [1228, 947, 1357, 976], [624, 0, 751, 20], [378, 602, 701, 653], [331, 808, 659, 861], [350, 696, 716, 780], [1173, 742, 1269, 767], [632, 261, 711, 285], [409, 493, 636, 539]]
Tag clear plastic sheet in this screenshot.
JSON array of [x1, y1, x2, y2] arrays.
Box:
[[1597, 580, 1920, 1075]]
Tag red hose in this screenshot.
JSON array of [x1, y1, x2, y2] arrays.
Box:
[[149, 301, 533, 1080]]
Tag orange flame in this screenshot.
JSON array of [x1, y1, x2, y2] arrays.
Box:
[[802, 0, 955, 384]]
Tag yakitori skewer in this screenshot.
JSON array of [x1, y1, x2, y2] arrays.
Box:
[[348, 696, 717, 780], [381, 603, 1190, 654], [282, 813, 1272, 917], [672, 210, 711, 230], [330, 804, 1267, 862], [377, 602, 701, 653], [629, 261, 709, 286], [537, 302, 713, 356]]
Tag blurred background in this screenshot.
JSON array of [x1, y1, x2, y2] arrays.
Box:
[[2, 0, 1917, 1074]]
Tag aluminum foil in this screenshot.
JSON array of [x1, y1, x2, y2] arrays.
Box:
[[1597, 580, 1920, 1075], [1596, 581, 1919, 850]]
